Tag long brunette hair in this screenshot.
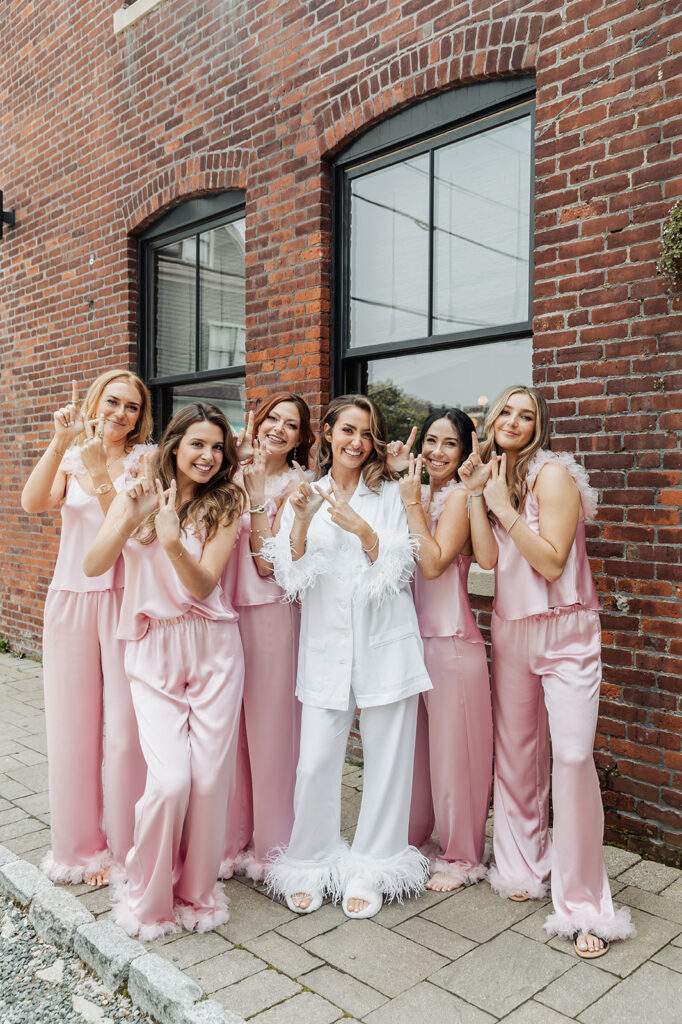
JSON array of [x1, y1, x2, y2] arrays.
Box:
[[314, 394, 395, 492], [253, 392, 315, 468], [139, 403, 244, 544], [480, 385, 551, 511]]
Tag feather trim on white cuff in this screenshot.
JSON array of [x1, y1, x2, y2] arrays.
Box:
[[260, 532, 329, 602], [352, 530, 417, 607], [341, 845, 429, 903], [265, 845, 346, 903]]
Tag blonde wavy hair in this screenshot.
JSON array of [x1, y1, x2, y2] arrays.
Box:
[[314, 394, 396, 493], [480, 385, 551, 512], [138, 403, 244, 545], [79, 370, 153, 449]]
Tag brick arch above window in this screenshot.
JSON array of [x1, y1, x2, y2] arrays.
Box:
[[123, 151, 250, 235], [314, 13, 544, 159]]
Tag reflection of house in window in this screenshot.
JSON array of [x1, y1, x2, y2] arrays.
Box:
[[139, 192, 246, 433]]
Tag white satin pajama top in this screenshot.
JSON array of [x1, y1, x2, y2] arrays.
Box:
[[263, 474, 432, 711]]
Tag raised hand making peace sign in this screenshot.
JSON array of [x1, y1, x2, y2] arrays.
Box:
[[235, 411, 255, 464], [80, 413, 109, 478], [289, 461, 324, 522], [121, 453, 159, 529], [458, 432, 493, 494], [53, 381, 87, 447], [154, 478, 181, 551], [242, 438, 267, 505], [315, 478, 368, 537], [386, 426, 418, 473]]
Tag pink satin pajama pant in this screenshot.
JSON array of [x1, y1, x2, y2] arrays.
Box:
[[222, 603, 300, 880], [489, 607, 632, 940], [42, 589, 145, 880], [118, 614, 244, 938], [409, 635, 492, 884]]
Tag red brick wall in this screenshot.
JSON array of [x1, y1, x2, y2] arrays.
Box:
[[1, 0, 680, 862]]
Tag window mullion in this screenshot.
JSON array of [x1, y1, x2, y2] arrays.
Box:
[[195, 232, 201, 373], [427, 148, 434, 338]]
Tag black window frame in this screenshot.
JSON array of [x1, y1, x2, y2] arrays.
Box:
[[137, 190, 246, 432], [331, 77, 536, 396]]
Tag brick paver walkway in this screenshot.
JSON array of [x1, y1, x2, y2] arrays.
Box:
[[1, 651, 681, 1023]]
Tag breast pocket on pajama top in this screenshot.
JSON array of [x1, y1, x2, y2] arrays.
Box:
[[299, 636, 329, 689], [368, 625, 426, 684]]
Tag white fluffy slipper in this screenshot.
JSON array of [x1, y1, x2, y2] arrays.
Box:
[[284, 889, 323, 915], [342, 879, 383, 920]]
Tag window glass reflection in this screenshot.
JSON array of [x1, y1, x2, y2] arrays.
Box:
[[350, 155, 429, 348], [170, 378, 246, 434], [199, 219, 246, 371], [153, 238, 196, 376], [367, 336, 532, 441], [433, 117, 531, 334]]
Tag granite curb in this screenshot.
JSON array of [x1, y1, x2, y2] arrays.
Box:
[[0, 844, 246, 1024]]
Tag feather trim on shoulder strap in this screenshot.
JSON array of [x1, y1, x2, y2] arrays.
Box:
[[527, 449, 598, 520]]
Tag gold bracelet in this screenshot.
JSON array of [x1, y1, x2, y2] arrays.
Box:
[[405, 500, 421, 507], [51, 445, 67, 458], [507, 514, 521, 534], [169, 546, 184, 562]]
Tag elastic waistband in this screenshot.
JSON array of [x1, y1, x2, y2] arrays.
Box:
[[147, 611, 215, 631], [492, 603, 598, 624]]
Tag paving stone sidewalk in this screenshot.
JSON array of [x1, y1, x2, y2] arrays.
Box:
[[1, 651, 681, 1024]]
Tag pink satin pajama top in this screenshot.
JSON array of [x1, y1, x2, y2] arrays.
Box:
[[492, 450, 600, 622], [118, 525, 237, 641], [50, 444, 153, 594], [413, 483, 484, 643], [233, 467, 306, 608]]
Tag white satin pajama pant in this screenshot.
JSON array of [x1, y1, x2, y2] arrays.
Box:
[[268, 693, 428, 902], [409, 636, 492, 884], [42, 589, 146, 881], [114, 614, 244, 940], [489, 608, 633, 941]]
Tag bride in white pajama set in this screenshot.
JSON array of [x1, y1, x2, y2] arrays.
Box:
[[264, 395, 432, 919]]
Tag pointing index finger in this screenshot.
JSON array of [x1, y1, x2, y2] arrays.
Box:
[[292, 461, 309, 486], [471, 431, 480, 456], [405, 426, 417, 452], [71, 380, 78, 406]]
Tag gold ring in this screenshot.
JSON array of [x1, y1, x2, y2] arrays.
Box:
[[97, 430, 104, 439]]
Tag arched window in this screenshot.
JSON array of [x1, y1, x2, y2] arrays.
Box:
[[333, 77, 535, 437], [138, 191, 246, 432]]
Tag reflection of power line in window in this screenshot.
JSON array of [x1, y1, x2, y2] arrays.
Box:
[[353, 193, 526, 263], [350, 294, 490, 328]]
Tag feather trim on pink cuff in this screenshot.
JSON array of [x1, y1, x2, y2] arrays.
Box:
[[544, 904, 635, 942], [487, 864, 549, 900], [109, 878, 180, 941], [41, 848, 111, 885], [174, 884, 230, 933], [527, 449, 598, 520], [234, 848, 268, 883]]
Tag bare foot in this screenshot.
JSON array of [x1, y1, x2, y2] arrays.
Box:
[[85, 867, 109, 887], [346, 897, 370, 914], [291, 891, 313, 911], [426, 871, 463, 893], [508, 891, 529, 902], [574, 931, 608, 958]]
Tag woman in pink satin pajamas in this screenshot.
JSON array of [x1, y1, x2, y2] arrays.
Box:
[[83, 403, 245, 939], [399, 409, 493, 893], [221, 392, 314, 882], [459, 385, 634, 959], [22, 371, 152, 885]]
